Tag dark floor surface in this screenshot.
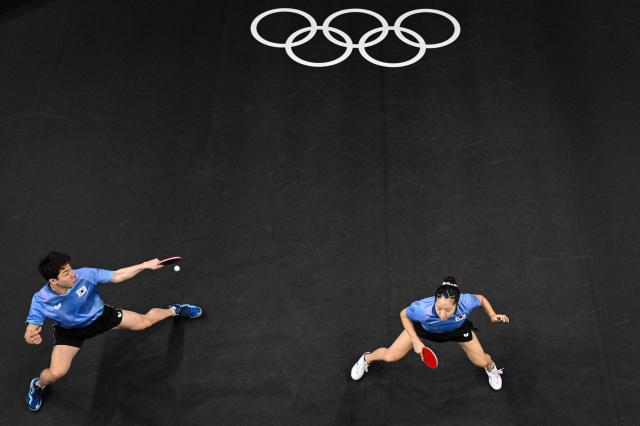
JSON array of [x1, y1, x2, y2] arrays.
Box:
[[1, 1, 639, 425]]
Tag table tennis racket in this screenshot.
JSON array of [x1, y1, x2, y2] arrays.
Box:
[[422, 346, 438, 368], [158, 256, 181, 266]]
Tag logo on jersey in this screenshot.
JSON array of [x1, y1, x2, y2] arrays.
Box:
[[117, 311, 122, 318], [463, 332, 469, 337], [54, 303, 62, 310], [76, 285, 88, 298], [455, 314, 466, 322]]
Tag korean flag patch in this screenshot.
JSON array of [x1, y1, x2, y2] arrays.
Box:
[[76, 285, 88, 298], [455, 314, 466, 322]]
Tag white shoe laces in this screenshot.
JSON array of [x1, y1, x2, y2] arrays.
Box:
[[360, 357, 369, 372], [486, 366, 503, 376], [359, 354, 369, 373]]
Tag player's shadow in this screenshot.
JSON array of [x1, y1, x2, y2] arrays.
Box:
[[89, 320, 214, 424]]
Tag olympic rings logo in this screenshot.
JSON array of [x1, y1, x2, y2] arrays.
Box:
[[250, 8, 461, 68]]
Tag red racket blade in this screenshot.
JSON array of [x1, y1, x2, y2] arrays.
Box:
[[158, 256, 181, 266], [422, 346, 438, 368]]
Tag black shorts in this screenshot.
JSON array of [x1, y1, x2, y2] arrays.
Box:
[[53, 305, 123, 348], [412, 319, 478, 343]]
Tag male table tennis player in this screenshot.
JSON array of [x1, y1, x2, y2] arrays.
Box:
[[24, 251, 202, 411]]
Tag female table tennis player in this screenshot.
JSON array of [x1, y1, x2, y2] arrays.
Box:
[[350, 276, 509, 390]]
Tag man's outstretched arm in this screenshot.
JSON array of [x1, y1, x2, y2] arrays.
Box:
[[110, 258, 162, 283]]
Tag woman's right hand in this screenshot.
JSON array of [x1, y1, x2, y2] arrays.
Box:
[[412, 339, 425, 360]]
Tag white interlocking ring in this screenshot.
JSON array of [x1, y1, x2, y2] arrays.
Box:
[[393, 9, 461, 49], [322, 8, 389, 48], [359, 27, 427, 68], [285, 26, 353, 68], [250, 8, 461, 68], [250, 8, 318, 48]]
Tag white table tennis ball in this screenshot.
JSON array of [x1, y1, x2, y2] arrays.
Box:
[[174, 265, 180, 272]]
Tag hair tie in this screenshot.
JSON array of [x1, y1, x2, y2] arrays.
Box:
[[442, 281, 458, 287]]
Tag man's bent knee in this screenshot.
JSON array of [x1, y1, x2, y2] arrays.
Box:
[[140, 316, 153, 329]]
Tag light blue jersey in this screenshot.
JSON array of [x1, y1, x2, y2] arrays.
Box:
[[406, 293, 481, 333], [26, 268, 113, 328]]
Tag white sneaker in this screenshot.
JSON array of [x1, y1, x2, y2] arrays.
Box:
[[485, 365, 503, 390], [351, 352, 370, 380]]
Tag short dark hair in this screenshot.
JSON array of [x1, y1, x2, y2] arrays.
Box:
[[434, 276, 460, 304], [39, 251, 71, 280]]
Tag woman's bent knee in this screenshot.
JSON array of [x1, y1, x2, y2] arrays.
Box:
[[382, 351, 401, 363]]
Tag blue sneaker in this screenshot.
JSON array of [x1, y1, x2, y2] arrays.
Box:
[[169, 303, 202, 318], [26, 377, 45, 412]]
